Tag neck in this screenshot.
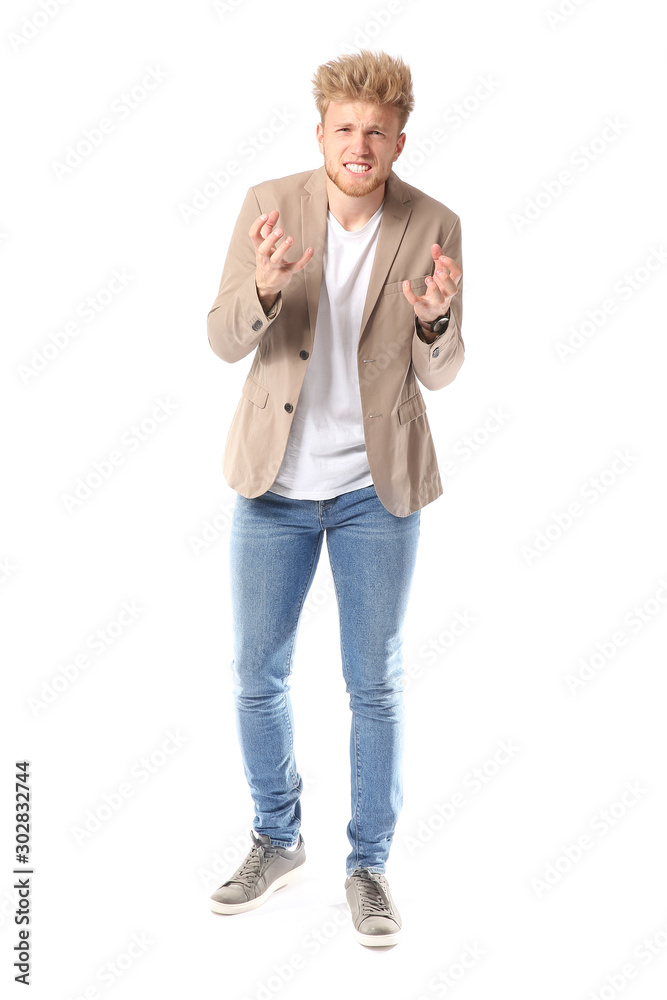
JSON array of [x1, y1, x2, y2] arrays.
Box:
[[325, 177, 386, 232]]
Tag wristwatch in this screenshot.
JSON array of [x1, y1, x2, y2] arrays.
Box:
[[419, 309, 450, 335]]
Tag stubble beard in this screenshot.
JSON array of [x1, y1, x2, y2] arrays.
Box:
[[323, 151, 390, 199]]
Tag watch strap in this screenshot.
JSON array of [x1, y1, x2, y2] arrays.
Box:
[[420, 308, 451, 335]]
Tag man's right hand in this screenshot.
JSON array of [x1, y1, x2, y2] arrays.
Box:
[[250, 209, 314, 312]]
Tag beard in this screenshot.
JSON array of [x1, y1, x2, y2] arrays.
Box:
[[322, 151, 391, 198]]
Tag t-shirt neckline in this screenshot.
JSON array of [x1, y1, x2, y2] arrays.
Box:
[[327, 201, 384, 236]]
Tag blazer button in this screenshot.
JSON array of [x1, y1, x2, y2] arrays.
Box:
[[299, 350, 309, 359], [432, 347, 440, 358], [284, 403, 293, 413]]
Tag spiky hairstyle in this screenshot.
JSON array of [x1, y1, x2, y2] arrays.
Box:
[[312, 49, 414, 135]]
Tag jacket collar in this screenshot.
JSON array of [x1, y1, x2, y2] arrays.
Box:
[[301, 164, 413, 343]]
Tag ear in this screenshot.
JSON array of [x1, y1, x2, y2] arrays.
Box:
[[316, 121, 324, 153], [393, 132, 407, 161]]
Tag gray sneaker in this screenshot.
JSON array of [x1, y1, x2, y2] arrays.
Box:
[[344, 868, 402, 946], [209, 830, 306, 914]]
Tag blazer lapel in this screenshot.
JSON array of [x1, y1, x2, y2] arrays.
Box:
[[359, 170, 412, 342], [301, 166, 328, 341], [300, 165, 413, 343]]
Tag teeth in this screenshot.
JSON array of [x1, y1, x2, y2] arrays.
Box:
[[346, 163, 371, 173]]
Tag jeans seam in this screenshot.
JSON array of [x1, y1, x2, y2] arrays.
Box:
[[352, 711, 361, 868], [284, 530, 324, 787], [328, 553, 361, 869]]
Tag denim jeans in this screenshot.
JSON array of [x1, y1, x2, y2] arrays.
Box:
[[227, 482, 420, 875]]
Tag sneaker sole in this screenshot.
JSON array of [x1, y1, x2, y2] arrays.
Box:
[[209, 863, 304, 914], [352, 926, 401, 947]]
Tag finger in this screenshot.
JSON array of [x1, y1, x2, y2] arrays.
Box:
[[402, 279, 416, 305], [432, 268, 458, 297], [288, 246, 315, 272], [424, 274, 445, 298], [260, 209, 280, 236], [249, 209, 280, 248], [423, 275, 451, 310], [257, 226, 285, 258], [268, 235, 296, 264], [431, 243, 443, 263], [403, 278, 429, 306], [438, 255, 463, 285]]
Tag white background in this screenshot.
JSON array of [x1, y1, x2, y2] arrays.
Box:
[[2, 0, 666, 997]]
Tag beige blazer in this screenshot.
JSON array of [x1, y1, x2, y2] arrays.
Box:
[[207, 164, 464, 517]]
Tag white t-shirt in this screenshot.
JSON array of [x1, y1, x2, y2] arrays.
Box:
[[268, 201, 384, 500]]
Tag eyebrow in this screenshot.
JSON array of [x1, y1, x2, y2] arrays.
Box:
[[334, 122, 386, 130]]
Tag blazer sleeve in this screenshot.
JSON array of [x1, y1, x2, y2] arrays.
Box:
[[411, 213, 465, 392], [207, 185, 283, 363]]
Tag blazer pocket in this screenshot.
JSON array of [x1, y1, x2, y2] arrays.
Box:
[[383, 277, 428, 295], [397, 391, 427, 425], [241, 373, 269, 409]]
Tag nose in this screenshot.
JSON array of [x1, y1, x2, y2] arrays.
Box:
[[350, 128, 370, 155]]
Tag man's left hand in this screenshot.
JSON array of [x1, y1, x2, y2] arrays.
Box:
[[402, 244, 462, 341]]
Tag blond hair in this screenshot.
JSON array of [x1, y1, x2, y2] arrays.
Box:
[[312, 50, 414, 135]]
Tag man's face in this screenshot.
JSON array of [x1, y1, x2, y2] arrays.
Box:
[[316, 100, 406, 199]]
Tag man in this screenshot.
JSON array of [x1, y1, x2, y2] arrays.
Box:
[[206, 50, 464, 947]]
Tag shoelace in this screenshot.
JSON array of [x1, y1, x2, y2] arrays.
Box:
[[228, 843, 273, 887], [350, 870, 393, 917]]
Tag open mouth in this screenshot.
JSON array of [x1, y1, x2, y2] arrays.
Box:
[[344, 163, 372, 175]]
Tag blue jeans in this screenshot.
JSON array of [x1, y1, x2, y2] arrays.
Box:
[[227, 483, 420, 875]]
